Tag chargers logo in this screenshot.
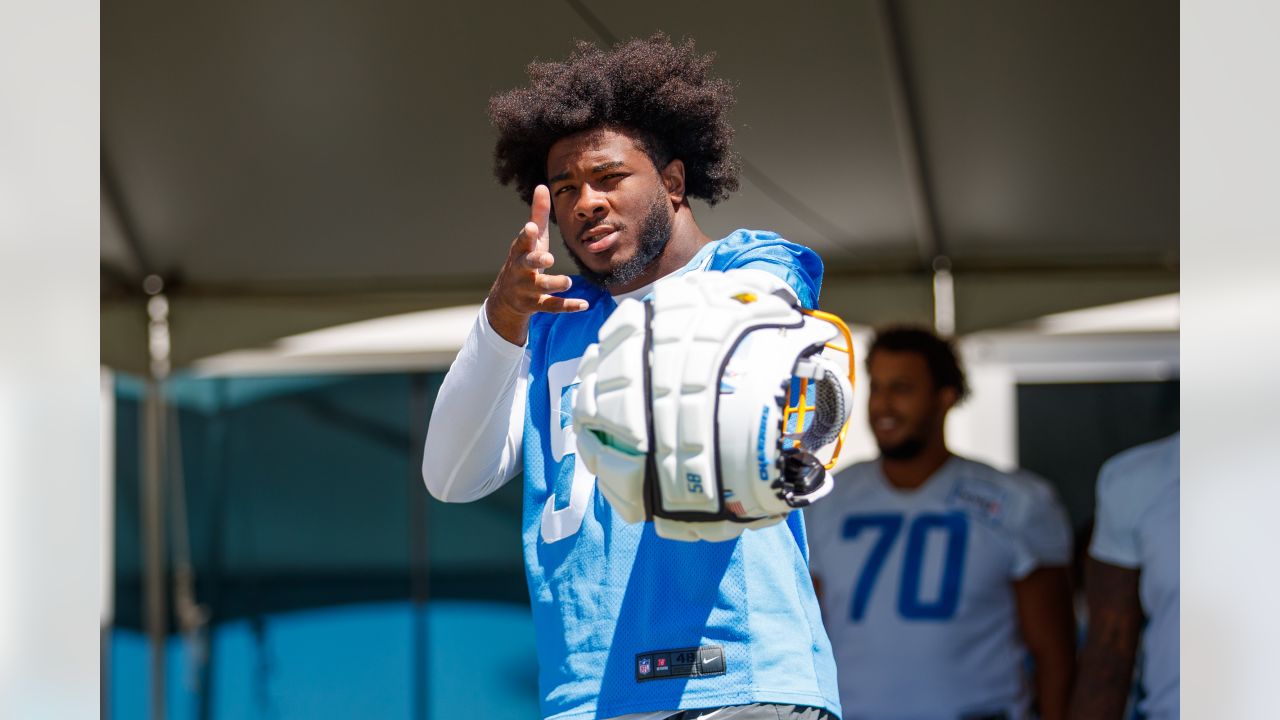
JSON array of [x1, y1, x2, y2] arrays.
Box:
[[947, 478, 1008, 525]]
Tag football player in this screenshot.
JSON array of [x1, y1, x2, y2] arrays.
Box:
[[807, 326, 1075, 720], [422, 36, 840, 720], [1068, 433, 1179, 720]]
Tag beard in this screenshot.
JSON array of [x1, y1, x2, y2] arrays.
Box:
[[874, 412, 937, 460], [878, 433, 928, 460], [562, 190, 671, 289]]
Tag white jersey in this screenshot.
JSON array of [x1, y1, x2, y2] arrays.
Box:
[[806, 456, 1072, 720], [1089, 433, 1179, 720]]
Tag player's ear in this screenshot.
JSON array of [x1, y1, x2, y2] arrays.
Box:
[[660, 159, 686, 205], [938, 385, 959, 412]]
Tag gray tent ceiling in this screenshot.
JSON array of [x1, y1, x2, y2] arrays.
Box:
[[102, 0, 1177, 374]]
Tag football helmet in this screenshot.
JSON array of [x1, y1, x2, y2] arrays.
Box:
[[572, 269, 855, 542]]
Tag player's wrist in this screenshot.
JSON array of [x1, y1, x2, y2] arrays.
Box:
[[484, 290, 531, 346]]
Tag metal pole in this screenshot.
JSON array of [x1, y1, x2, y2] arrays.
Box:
[[409, 373, 432, 720], [141, 277, 171, 720], [102, 368, 116, 720], [932, 256, 956, 337], [141, 377, 168, 720]]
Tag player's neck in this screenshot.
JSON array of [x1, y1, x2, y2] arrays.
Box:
[[880, 437, 952, 490]]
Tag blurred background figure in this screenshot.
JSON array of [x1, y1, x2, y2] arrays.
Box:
[[807, 326, 1076, 720], [1069, 433, 1180, 720]]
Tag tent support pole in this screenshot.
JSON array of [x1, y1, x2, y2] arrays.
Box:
[[141, 280, 173, 720], [141, 377, 168, 720]]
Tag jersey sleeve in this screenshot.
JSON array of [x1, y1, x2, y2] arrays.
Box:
[[421, 301, 527, 502], [1089, 454, 1143, 568], [723, 240, 824, 309], [1007, 474, 1073, 579]]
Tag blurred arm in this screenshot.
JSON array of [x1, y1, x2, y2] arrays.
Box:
[[1014, 565, 1077, 720], [421, 301, 527, 502], [1068, 559, 1142, 720]]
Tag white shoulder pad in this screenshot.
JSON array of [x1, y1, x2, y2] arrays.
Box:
[[573, 269, 853, 542]]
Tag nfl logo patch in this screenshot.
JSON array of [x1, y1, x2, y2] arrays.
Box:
[[638, 658, 651, 675]]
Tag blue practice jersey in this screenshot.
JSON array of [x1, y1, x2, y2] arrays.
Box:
[[520, 230, 841, 720]]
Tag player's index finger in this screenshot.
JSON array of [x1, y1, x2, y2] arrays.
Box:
[[530, 184, 551, 253], [514, 221, 539, 255]]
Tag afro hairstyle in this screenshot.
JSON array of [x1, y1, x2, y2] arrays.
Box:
[[488, 33, 740, 207]]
